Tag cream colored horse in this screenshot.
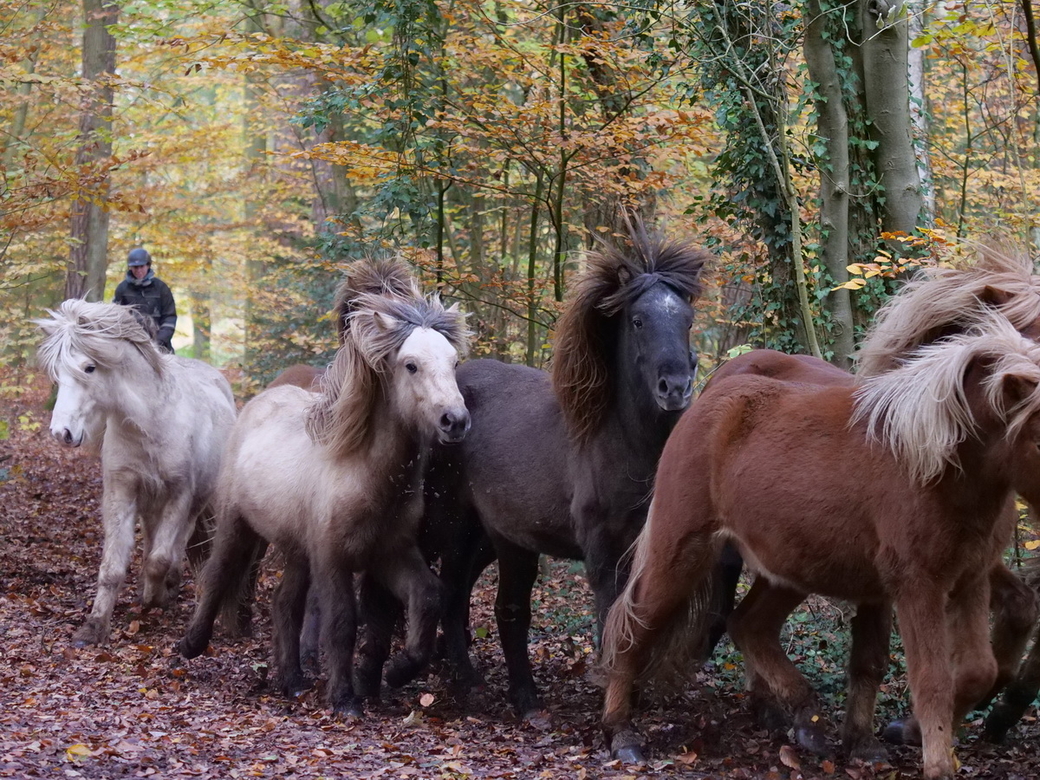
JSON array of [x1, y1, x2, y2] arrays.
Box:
[[37, 299, 236, 646]]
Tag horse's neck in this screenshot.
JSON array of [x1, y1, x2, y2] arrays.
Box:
[[608, 371, 676, 457], [942, 432, 1015, 522], [363, 399, 426, 487], [105, 359, 167, 443]]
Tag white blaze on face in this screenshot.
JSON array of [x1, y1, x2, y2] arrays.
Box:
[[394, 327, 465, 438]]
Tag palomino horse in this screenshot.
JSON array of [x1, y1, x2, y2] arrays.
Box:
[[36, 300, 236, 646], [179, 259, 471, 714], [396, 222, 709, 716], [601, 316, 1040, 780]]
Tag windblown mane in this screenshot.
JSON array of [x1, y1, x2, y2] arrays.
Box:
[[857, 243, 1040, 377], [36, 299, 163, 379], [552, 220, 709, 445], [332, 257, 420, 345], [853, 315, 1040, 484], [306, 290, 470, 455]]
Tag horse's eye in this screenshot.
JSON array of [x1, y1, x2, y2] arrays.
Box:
[[632, 317, 643, 329], [406, 362, 418, 375], [84, 365, 96, 374]]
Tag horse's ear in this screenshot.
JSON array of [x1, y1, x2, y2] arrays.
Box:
[[373, 310, 399, 332], [1002, 373, 1039, 411], [980, 285, 1012, 308]]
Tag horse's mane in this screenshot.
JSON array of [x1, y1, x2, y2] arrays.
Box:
[[857, 243, 1040, 377], [306, 287, 470, 456], [552, 220, 710, 445], [853, 314, 1040, 484], [332, 257, 420, 345], [36, 299, 163, 379]]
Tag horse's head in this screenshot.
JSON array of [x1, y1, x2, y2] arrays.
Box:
[[308, 288, 472, 454], [36, 300, 162, 448], [552, 220, 709, 444], [618, 279, 697, 413]]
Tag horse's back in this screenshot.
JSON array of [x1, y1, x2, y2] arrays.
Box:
[[708, 349, 852, 390], [268, 364, 325, 391], [451, 359, 577, 557]]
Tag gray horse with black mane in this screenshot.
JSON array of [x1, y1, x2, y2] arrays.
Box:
[[356, 220, 710, 715]]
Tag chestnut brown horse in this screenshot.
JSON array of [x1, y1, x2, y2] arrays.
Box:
[[704, 350, 1038, 760], [601, 316, 1040, 779]]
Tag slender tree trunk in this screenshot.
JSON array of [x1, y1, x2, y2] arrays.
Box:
[[525, 172, 544, 367], [860, 0, 923, 235], [191, 288, 211, 361], [907, 0, 934, 223], [66, 0, 118, 302], [805, 0, 854, 369], [242, 10, 269, 375]]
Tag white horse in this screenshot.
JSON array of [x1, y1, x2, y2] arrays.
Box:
[[37, 299, 236, 646], [180, 258, 471, 714]]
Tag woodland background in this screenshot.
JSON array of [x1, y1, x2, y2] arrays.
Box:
[[2, 0, 1039, 396], [2, 1, 1040, 777]]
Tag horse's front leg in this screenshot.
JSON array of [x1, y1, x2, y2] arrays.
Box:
[[315, 556, 361, 716], [895, 588, 956, 779], [353, 574, 402, 698], [379, 545, 444, 689], [141, 489, 195, 610], [271, 553, 311, 698], [492, 538, 542, 716], [75, 477, 138, 646]]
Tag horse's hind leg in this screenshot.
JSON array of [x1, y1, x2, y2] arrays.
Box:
[[75, 480, 139, 646], [728, 579, 828, 754], [842, 602, 892, 762], [985, 624, 1040, 742], [491, 539, 543, 716], [986, 562, 1037, 704], [271, 554, 311, 698], [601, 505, 718, 763], [354, 574, 402, 698], [178, 511, 262, 659], [381, 546, 444, 689], [706, 542, 744, 655]]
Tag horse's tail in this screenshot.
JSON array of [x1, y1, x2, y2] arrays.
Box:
[[600, 501, 723, 688]]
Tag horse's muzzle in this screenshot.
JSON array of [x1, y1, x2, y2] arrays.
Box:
[[655, 374, 694, 412], [53, 427, 83, 447], [438, 409, 471, 444]]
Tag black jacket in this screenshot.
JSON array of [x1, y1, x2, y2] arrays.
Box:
[[114, 269, 177, 352]]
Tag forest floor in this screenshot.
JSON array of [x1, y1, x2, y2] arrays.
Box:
[[3, 381, 1040, 779]]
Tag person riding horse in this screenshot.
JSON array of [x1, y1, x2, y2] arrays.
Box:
[[113, 247, 177, 353]]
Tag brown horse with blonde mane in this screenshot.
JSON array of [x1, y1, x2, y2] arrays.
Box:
[[600, 313, 1040, 779]]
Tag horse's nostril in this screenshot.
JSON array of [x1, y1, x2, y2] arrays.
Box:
[[63, 429, 73, 445], [658, 379, 669, 395], [440, 413, 454, 431]]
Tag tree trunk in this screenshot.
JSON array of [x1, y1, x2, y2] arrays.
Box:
[[907, 0, 934, 223], [66, 0, 118, 302], [190, 288, 211, 361], [805, 0, 855, 369], [860, 0, 922, 236]]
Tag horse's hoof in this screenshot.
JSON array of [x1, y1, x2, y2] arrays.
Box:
[[610, 730, 646, 764], [333, 699, 364, 718], [794, 722, 831, 756], [72, 623, 103, 648], [881, 719, 921, 746], [176, 635, 205, 659], [846, 737, 890, 764], [613, 742, 646, 764], [386, 656, 424, 688]]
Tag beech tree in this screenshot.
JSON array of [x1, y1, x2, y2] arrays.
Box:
[[66, 0, 118, 301]]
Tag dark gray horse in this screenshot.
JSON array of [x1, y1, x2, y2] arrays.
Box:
[[355, 223, 709, 715]]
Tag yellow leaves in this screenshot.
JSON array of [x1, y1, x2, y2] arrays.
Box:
[[65, 743, 92, 761]]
